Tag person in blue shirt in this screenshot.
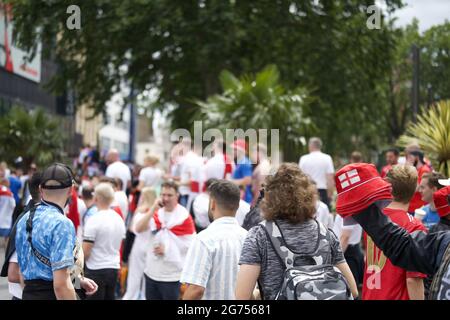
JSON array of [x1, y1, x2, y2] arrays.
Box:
[[417, 171, 446, 229], [8, 170, 22, 205], [231, 139, 253, 204], [15, 163, 98, 300]]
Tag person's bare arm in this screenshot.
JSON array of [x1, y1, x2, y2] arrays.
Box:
[[53, 268, 77, 300], [340, 229, 351, 253], [7, 262, 20, 283], [82, 241, 94, 262], [326, 173, 335, 199], [135, 202, 159, 233], [232, 176, 252, 187], [182, 284, 205, 300], [235, 264, 261, 300], [335, 262, 359, 298], [406, 278, 425, 300], [136, 180, 145, 192]]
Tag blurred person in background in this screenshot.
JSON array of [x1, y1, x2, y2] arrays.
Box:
[[417, 172, 446, 228], [299, 137, 335, 209], [406, 148, 432, 215], [105, 149, 131, 193], [380, 148, 399, 178], [250, 143, 272, 207], [231, 139, 253, 204], [122, 187, 157, 300]]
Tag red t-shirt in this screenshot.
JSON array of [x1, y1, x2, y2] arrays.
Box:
[[408, 165, 432, 213], [380, 165, 392, 178], [362, 207, 427, 300]]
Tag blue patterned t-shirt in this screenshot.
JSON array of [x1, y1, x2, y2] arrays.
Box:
[[15, 201, 76, 281]]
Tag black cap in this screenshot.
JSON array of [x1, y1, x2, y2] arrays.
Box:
[[40, 163, 74, 189]]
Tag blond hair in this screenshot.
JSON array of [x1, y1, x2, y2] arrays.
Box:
[[385, 164, 418, 204], [144, 155, 159, 166], [137, 187, 157, 212], [94, 182, 115, 206]]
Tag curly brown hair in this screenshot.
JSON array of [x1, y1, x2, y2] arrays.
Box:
[[261, 163, 317, 224]]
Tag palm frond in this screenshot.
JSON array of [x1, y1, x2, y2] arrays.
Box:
[[398, 100, 450, 177]]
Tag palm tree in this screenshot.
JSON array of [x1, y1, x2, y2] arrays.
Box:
[[398, 100, 450, 177], [195, 65, 314, 161], [0, 106, 66, 167]]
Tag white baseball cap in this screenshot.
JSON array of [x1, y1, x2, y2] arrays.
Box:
[[438, 179, 450, 186]]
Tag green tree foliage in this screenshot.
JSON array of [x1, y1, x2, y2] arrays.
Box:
[[196, 65, 314, 161], [7, 0, 404, 158], [420, 21, 450, 103], [378, 20, 450, 146], [0, 107, 66, 167]]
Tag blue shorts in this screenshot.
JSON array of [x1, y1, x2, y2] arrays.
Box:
[[0, 228, 11, 237]]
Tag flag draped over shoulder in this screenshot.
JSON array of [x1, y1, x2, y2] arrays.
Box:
[[150, 205, 196, 268]]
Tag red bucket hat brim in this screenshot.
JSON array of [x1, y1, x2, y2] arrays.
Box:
[[433, 186, 450, 218], [336, 185, 392, 209], [336, 177, 392, 209]]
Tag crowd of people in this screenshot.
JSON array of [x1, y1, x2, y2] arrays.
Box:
[[0, 136, 449, 300]]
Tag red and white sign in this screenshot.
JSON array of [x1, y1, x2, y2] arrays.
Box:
[[0, 4, 41, 83]]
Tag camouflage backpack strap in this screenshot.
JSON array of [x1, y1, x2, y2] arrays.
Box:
[[260, 219, 332, 268], [260, 220, 296, 268], [314, 219, 334, 264]]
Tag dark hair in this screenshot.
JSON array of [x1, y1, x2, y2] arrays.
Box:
[[409, 150, 425, 163], [261, 163, 316, 224], [99, 176, 116, 187], [208, 180, 240, 212], [205, 178, 220, 191], [81, 185, 95, 200], [350, 151, 363, 163], [422, 172, 446, 190], [161, 181, 179, 193], [386, 148, 400, 156], [114, 177, 123, 190], [29, 171, 43, 201]]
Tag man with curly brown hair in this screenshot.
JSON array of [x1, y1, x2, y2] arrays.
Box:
[[236, 163, 358, 300]]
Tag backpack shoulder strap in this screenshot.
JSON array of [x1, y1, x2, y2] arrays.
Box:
[[26, 203, 52, 267], [260, 220, 295, 268]]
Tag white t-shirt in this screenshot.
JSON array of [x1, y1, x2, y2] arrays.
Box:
[[192, 193, 211, 229], [235, 200, 251, 226], [204, 153, 227, 180], [83, 209, 126, 270], [0, 188, 15, 230], [8, 252, 22, 299], [192, 193, 251, 228], [332, 215, 362, 246], [138, 167, 163, 188], [130, 211, 152, 249], [114, 191, 129, 222], [314, 201, 334, 229], [76, 198, 87, 240], [179, 152, 205, 196], [299, 151, 334, 189], [105, 161, 131, 192]]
